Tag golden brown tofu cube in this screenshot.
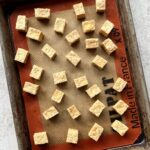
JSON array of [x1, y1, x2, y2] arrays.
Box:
[[66, 50, 81, 66], [51, 89, 65, 103], [65, 30, 80, 45], [14, 48, 29, 64], [85, 38, 99, 49], [54, 18, 66, 34], [113, 100, 129, 115], [111, 120, 129, 136], [26, 27, 44, 42], [34, 8, 50, 19], [66, 128, 78, 144], [53, 71, 67, 85], [67, 105, 81, 119], [23, 82, 39, 95], [33, 132, 48, 145], [86, 84, 101, 98], [92, 55, 107, 69], [42, 106, 59, 120], [96, 0, 106, 13], [15, 15, 28, 32], [29, 65, 43, 80], [101, 38, 118, 55], [88, 123, 104, 141], [74, 75, 88, 88], [99, 20, 114, 37], [113, 77, 127, 92], [82, 20, 95, 33], [73, 2, 86, 19]]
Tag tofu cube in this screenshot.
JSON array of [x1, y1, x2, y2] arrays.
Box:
[[113, 77, 127, 92], [92, 55, 107, 69], [66, 50, 81, 66], [113, 100, 129, 115], [29, 65, 43, 80], [14, 48, 29, 64], [67, 105, 81, 119], [111, 120, 129, 136], [51, 89, 64, 103], [34, 8, 50, 19], [42, 106, 59, 120], [85, 38, 99, 49], [54, 18, 66, 34], [53, 71, 67, 85], [65, 30, 80, 45], [73, 2, 86, 19], [26, 27, 44, 42], [89, 100, 105, 117], [88, 123, 104, 142], [66, 128, 78, 144], [96, 0, 106, 13], [74, 76, 88, 88], [99, 20, 114, 37], [82, 20, 95, 33], [33, 132, 48, 145], [15, 15, 28, 32], [23, 82, 39, 95], [86, 84, 101, 98], [101, 38, 118, 55], [42, 44, 56, 60]]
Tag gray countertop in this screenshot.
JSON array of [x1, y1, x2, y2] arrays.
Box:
[[0, 0, 149, 149]]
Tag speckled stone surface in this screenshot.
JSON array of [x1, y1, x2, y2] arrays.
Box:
[[0, 1, 149, 150], [130, 0, 150, 98], [0, 51, 18, 149]]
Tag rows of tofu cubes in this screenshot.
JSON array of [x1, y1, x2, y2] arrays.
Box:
[[33, 119, 129, 145], [14, 0, 130, 146], [23, 74, 129, 145], [15, 3, 117, 53]]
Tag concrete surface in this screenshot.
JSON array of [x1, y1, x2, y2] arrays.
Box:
[[0, 0, 149, 150], [130, 0, 150, 98]]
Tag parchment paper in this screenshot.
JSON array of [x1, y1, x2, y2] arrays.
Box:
[[27, 5, 121, 145]]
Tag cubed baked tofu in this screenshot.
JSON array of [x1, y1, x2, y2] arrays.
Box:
[[26, 27, 44, 42], [34, 8, 50, 19], [88, 123, 104, 142], [92, 55, 108, 69], [41, 44, 56, 60], [67, 105, 81, 119], [86, 84, 101, 98], [73, 2, 86, 19], [85, 38, 99, 49], [66, 50, 81, 66], [82, 20, 95, 33], [51, 89, 65, 103], [96, 0, 106, 13], [15, 15, 28, 32], [89, 100, 105, 117], [101, 38, 118, 55], [29, 65, 43, 80], [65, 30, 80, 45], [42, 106, 59, 120], [99, 20, 114, 37], [14, 48, 29, 64], [113, 100, 129, 115], [53, 71, 67, 85], [23, 82, 39, 95], [111, 120, 129, 136], [74, 75, 88, 88], [66, 128, 78, 144], [54, 18, 66, 34], [113, 77, 127, 92], [33, 132, 48, 145]]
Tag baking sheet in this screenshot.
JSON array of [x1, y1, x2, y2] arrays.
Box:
[[10, 0, 142, 149]]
